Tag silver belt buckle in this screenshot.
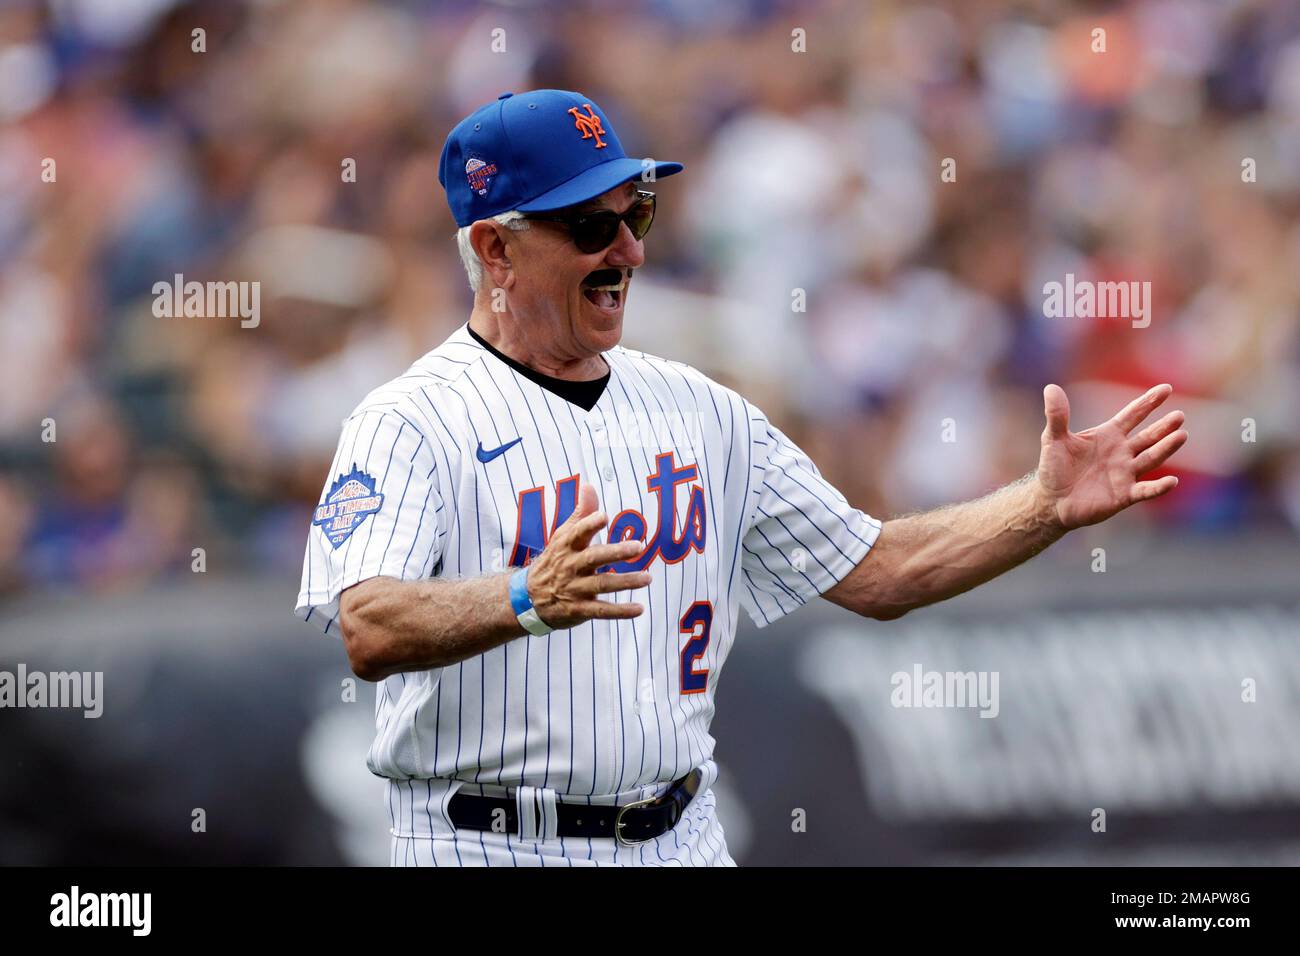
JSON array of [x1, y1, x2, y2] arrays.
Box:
[[613, 793, 659, 846]]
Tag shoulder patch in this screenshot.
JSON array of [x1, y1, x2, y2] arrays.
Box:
[[313, 465, 385, 549]]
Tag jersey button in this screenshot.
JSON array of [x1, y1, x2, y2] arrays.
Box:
[[602, 464, 615, 481]]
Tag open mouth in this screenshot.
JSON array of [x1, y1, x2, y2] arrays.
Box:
[[581, 268, 630, 311]]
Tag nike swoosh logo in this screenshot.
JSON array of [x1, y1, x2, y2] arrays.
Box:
[[477, 437, 522, 463]]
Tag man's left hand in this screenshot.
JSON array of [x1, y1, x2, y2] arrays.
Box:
[[1035, 383, 1187, 531]]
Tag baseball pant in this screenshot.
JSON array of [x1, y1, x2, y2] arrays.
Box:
[[385, 762, 736, 867]]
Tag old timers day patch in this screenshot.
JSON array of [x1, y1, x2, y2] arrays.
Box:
[[313, 465, 385, 548], [465, 156, 498, 196]]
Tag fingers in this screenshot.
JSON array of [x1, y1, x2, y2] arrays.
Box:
[[1129, 409, 1184, 453], [553, 482, 602, 547], [568, 509, 610, 550], [1112, 383, 1173, 434], [577, 539, 644, 571], [530, 480, 654, 628], [584, 571, 653, 596], [1131, 474, 1178, 502], [1132, 428, 1187, 475], [574, 600, 645, 620], [573, 480, 599, 520], [1042, 384, 1070, 441]]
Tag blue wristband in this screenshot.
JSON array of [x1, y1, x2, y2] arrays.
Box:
[[508, 567, 532, 616], [509, 566, 553, 635]]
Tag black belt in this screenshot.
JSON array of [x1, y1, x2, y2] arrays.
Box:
[[447, 770, 702, 846]]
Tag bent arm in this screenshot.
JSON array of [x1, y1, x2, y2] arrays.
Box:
[[340, 574, 523, 681], [823, 473, 1064, 620], [339, 482, 649, 681]]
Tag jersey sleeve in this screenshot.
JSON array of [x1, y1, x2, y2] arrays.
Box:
[[295, 407, 449, 637], [739, 404, 883, 628]]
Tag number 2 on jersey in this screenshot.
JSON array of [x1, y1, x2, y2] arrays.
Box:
[[679, 601, 712, 694]]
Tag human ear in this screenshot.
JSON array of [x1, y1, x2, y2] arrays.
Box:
[[470, 220, 514, 288]]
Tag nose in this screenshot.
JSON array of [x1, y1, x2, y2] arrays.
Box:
[[604, 221, 645, 270]]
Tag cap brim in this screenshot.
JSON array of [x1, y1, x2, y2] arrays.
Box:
[[516, 158, 684, 213]]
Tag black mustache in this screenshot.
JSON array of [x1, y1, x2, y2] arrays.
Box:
[[582, 268, 628, 287]]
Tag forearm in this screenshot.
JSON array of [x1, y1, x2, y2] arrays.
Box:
[[338, 495, 649, 681], [828, 473, 1066, 619], [340, 573, 526, 680]]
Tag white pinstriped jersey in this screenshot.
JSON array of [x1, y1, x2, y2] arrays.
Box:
[[295, 322, 882, 863]]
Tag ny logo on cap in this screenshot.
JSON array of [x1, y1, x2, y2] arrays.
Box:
[[567, 104, 607, 149]]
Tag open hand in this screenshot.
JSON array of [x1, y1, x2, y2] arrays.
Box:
[[1035, 383, 1187, 530], [525, 481, 650, 629]]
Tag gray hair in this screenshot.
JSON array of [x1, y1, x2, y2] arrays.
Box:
[[456, 211, 530, 292]]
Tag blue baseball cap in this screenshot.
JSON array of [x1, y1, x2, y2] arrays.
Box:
[[438, 90, 683, 228]]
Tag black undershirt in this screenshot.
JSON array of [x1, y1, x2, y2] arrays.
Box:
[[467, 325, 610, 412]]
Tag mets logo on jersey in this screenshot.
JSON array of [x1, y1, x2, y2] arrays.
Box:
[[567, 104, 607, 149], [465, 157, 498, 196], [509, 451, 705, 570], [313, 466, 385, 549]]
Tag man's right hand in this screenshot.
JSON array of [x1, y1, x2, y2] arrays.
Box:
[[524, 481, 650, 629]]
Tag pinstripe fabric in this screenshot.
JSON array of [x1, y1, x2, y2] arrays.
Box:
[[296, 323, 881, 865], [387, 759, 734, 866]]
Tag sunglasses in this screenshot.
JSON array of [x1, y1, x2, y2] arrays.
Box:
[[524, 190, 657, 254]]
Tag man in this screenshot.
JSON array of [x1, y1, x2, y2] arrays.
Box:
[[295, 90, 1187, 866]]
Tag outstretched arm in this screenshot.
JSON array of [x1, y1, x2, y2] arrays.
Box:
[[824, 383, 1187, 620]]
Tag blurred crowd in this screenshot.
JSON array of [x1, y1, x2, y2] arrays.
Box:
[[1, 0, 1298, 597]]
